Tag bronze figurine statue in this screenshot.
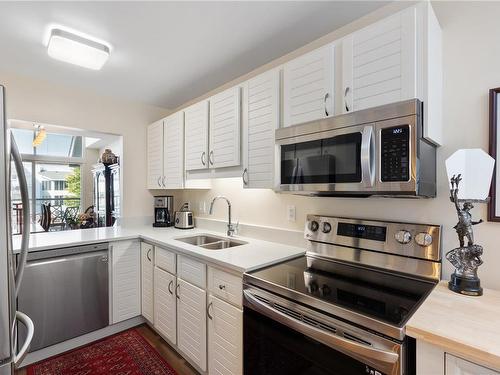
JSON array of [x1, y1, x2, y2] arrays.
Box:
[[446, 174, 484, 296]]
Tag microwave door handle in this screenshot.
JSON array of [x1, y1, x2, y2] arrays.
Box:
[[243, 291, 399, 369], [11, 133, 30, 296], [361, 126, 375, 187]]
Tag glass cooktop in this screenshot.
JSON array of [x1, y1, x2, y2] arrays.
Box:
[[245, 255, 435, 327]]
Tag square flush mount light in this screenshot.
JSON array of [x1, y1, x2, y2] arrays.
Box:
[[47, 28, 110, 70]]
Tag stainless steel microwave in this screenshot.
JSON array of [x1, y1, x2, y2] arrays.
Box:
[[275, 99, 436, 197]]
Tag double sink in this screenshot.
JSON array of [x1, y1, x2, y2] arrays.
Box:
[[175, 234, 247, 250]]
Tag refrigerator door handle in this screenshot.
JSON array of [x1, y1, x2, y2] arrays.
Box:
[[10, 133, 30, 296], [13, 311, 33, 366]]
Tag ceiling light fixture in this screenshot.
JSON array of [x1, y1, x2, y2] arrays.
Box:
[[47, 28, 110, 70]]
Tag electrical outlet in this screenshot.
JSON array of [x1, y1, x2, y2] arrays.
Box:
[[287, 205, 296, 222]]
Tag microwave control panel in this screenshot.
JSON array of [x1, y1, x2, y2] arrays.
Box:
[[380, 125, 410, 182]]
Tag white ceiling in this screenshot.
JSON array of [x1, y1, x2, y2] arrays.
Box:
[[0, 1, 389, 109]]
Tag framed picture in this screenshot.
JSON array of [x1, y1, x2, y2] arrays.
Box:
[[489, 87, 500, 221]]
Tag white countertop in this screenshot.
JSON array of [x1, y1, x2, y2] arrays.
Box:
[[13, 224, 305, 273]]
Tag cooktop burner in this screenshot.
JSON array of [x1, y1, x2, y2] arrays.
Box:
[[247, 255, 435, 328]]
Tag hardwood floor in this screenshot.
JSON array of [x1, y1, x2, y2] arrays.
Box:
[[16, 324, 199, 375]]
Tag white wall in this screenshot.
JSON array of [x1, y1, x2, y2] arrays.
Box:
[[180, 2, 500, 291], [0, 70, 170, 218], [81, 148, 99, 210]]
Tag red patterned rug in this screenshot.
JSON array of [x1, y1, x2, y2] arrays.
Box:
[[26, 328, 178, 375]]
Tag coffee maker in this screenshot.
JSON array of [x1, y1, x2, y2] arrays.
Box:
[[153, 196, 174, 227]]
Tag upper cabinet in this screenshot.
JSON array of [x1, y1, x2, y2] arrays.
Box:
[[283, 44, 335, 127], [342, 7, 416, 113], [185, 100, 209, 171], [147, 112, 184, 189], [209, 86, 241, 169], [243, 69, 280, 189]]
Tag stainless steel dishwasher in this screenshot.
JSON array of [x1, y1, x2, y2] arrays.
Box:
[[17, 242, 109, 352]]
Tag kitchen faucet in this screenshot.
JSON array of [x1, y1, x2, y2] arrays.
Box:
[[209, 195, 238, 237]]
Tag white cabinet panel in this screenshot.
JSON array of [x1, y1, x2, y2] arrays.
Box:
[[177, 279, 207, 372], [163, 112, 184, 189], [244, 69, 280, 189], [140, 242, 154, 323], [111, 241, 141, 324], [178, 255, 206, 289], [209, 86, 241, 169], [155, 246, 176, 274], [154, 266, 177, 345], [185, 100, 209, 171], [446, 354, 499, 375], [147, 120, 164, 189], [208, 295, 243, 375], [342, 7, 416, 113], [283, 44, 335, 127]]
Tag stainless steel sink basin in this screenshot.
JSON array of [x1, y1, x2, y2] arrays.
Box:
[[174, 234, 247, 250]]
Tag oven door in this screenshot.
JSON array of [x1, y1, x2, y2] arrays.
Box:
[[243, 287, 403, 375], [276, 124, 375, 195]]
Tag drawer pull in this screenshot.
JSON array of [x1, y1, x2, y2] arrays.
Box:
[[218, 284, 226, 290]]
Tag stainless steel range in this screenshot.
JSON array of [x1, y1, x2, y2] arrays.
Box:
[[243, 215, 441, 375]]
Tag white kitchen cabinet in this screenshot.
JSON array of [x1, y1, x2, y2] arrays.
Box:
[[209, 86, 241, 169], [111, 240, 141, 324], [154, 266, 177, 345], [163, 111, 184, 189], [184, 100, 209, 171], [446, 355, 499, 375], [283, 44, 335, 127], [243, 69, 280, 189], [140, 242, 154, 323], [147, 119, 164, 189], [177, 278, 207, 372], [208, 295, 243, 375]]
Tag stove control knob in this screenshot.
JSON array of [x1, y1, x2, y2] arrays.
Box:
[[309, 220, 319, 232], [395, 230, 412, 244], [415, 232, 433, 247], [322, 222, 332, 233]]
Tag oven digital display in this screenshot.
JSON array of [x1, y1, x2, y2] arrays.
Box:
[[337, 222, 387, 242]]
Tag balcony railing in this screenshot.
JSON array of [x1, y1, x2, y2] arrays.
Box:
[[12, 197, 81, 234]]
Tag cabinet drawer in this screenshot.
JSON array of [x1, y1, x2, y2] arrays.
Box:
[[155, 246, 176, 274], [208, 267, 242, 307], [178, 255, 206, 288]]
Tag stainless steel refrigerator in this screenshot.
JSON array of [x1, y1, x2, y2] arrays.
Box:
[[0, 85, 34, 374]]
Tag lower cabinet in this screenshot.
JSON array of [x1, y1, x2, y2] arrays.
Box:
[[111, 240, 141, 324], [177, 278, 207, 372], [446, 354, 499, 375], [154, 266, 177, 345], [208, 294, 243, 375]]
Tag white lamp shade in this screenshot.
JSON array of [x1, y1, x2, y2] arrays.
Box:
[[445, 148, 495, 200]]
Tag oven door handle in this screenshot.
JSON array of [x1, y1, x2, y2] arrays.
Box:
[[243, 290, 399, 369], [361, 125, 375, 187]]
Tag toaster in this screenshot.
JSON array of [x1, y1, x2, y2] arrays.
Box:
[[174, 203, 194, 229]]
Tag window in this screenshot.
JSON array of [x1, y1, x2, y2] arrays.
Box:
[[54, 181, 67, 191]]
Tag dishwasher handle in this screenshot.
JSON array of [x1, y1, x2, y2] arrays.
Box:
[[13, 311, 34, 366]]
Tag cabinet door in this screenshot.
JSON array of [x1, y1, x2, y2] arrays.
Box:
[[177, 278, 207, 371], [342, 7, 416, 113], [111, 241, 141, 324], [445, 354, 499, 375], [244, 69, 280, 189], [185, 100, 209, 171], [147, 119, 164, 189], [283, 44, 335, 127], [208, 295, 243, 375], [154, 266, 177, 345], [163, 111, 184, 189], [209, 86, 241, 169], [141, 242, 154, 323]]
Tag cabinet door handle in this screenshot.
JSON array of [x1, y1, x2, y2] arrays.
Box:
[[168, 280, 173, 295], [242, 168, 249, 186], [344, 86, 350, 112], [146, 249, 152, 262], [157, 177, 162, 187], [175, 284, 180, 299], [218, 284, 226, 290], [209, 150, 214, 166], [207, 302, 213, 320], [162, 176, 166, 187], [324, 92, 330, 117], [201, 151, 206, 166]]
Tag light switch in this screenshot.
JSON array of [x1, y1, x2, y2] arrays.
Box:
[[287, 205, 296, 222]]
